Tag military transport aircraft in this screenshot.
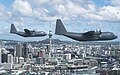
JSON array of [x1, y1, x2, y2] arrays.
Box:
[[10, 24, 47, 37], [55, 19, 117, 41]]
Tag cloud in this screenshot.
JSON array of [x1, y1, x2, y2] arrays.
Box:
[[86, 21, 100, 26], [32, 0, 65, 5], [83, 13, 103, 20], [0, 3, 12, 20], [1, 0, 120, 25], [53, 0, 94, 20], [2, 0, 120, 26], [81, 4, 120, 22], [13, 0, 33, 16], [66, 1, 89, 15], [88, 3, 96, 12], [0, 4, 6, 18], [10, 0, 100, 23], [111, 0, 120, 6], [33, 0, 48, 5], [0, 6, 4, 17], [1, 0, 120, 27], [98, 6, 120, 21]]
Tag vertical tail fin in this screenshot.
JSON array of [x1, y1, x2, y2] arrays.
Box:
[[55, 19, 67, 35], [10, 24, 17, 33]]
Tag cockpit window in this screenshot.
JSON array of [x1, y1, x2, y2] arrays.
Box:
[[110, 33, 114, 35]]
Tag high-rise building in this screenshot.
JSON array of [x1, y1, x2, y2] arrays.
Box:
[[0, 50, 1, 64], [22, 43, 29, 61], [2, 53, 8, 63], [0, 40, 5, 48], [13, 57, 18, 64], [22, 43, 28, 59], [18, 57, 24, 64], [16, 44, 22, 57], [27, 44, 33, 53], [28, 53, 33, 59], [6, 48, 15, 56], [38, 50, 45, 58], [8, 54, 13, 63], [36, 57, 45, 64]]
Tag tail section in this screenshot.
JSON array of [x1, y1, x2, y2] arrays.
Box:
[[55, 19, 67, 35], [10, 24, 17, 33]]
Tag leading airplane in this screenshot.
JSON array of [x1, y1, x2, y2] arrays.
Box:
[[55, 19, 117, 41], [10, 24, 47, 37]]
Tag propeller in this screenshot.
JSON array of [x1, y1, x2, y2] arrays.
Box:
[[95, 29, 102, 35], [99, 29, 101, 34], [32, 30, 35, 32]]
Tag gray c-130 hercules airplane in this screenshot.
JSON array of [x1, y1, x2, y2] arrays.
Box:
[[55, 19, 117, 41], [10, 24, 47, 37]]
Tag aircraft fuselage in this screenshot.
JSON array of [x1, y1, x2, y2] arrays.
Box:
[[14, 31, 47, 37], [63, 32, 117, 41]]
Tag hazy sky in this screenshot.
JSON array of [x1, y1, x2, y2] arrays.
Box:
[[0, 0, 120, 41]]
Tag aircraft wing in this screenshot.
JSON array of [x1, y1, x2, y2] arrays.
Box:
[[83, 31, 95, 37]]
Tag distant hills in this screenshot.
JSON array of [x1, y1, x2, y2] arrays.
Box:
[[1, 39, 120, 45]]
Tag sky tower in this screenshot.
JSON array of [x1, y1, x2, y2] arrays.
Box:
[[48, 30, 52, 58]]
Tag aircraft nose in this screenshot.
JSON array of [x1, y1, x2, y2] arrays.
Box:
[[114, 35, 118, 39]]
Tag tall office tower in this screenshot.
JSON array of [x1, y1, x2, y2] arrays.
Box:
[[8, 54, 13, 63], [46, 45, 49, 56], [28, 53, 33, 59], [48, 31, 52, 57], [16, 43, 22, 57], [2, 53, 8, 63], [36, 57, 45, 64], [18, 57, 24, 64], [22, 43, 28, 59], [0, 40, 5, 48], [27, 44, 33, 59], [0, 50, 1, 64], [6, 48, 15, 56], [13, 57, 18, 64], [38, 50, 46, 58], [27, 44, 33, 53]]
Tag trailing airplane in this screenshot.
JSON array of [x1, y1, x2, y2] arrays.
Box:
[[10, 24, 47, 37], [55, 19, 117, 41]]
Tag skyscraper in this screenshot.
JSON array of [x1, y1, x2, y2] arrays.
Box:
[[16, 43, 22, 57], [0, 50, 1, 64], [13, 57, 18, 64], [6, 48, 15, 56], [38, 50, 46, 58], [22, 43, 28, 60], [2, 53, 8, 63], [8, 54, 13, 63]]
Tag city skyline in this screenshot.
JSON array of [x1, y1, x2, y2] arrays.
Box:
[[0, 0, 120, 41]]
